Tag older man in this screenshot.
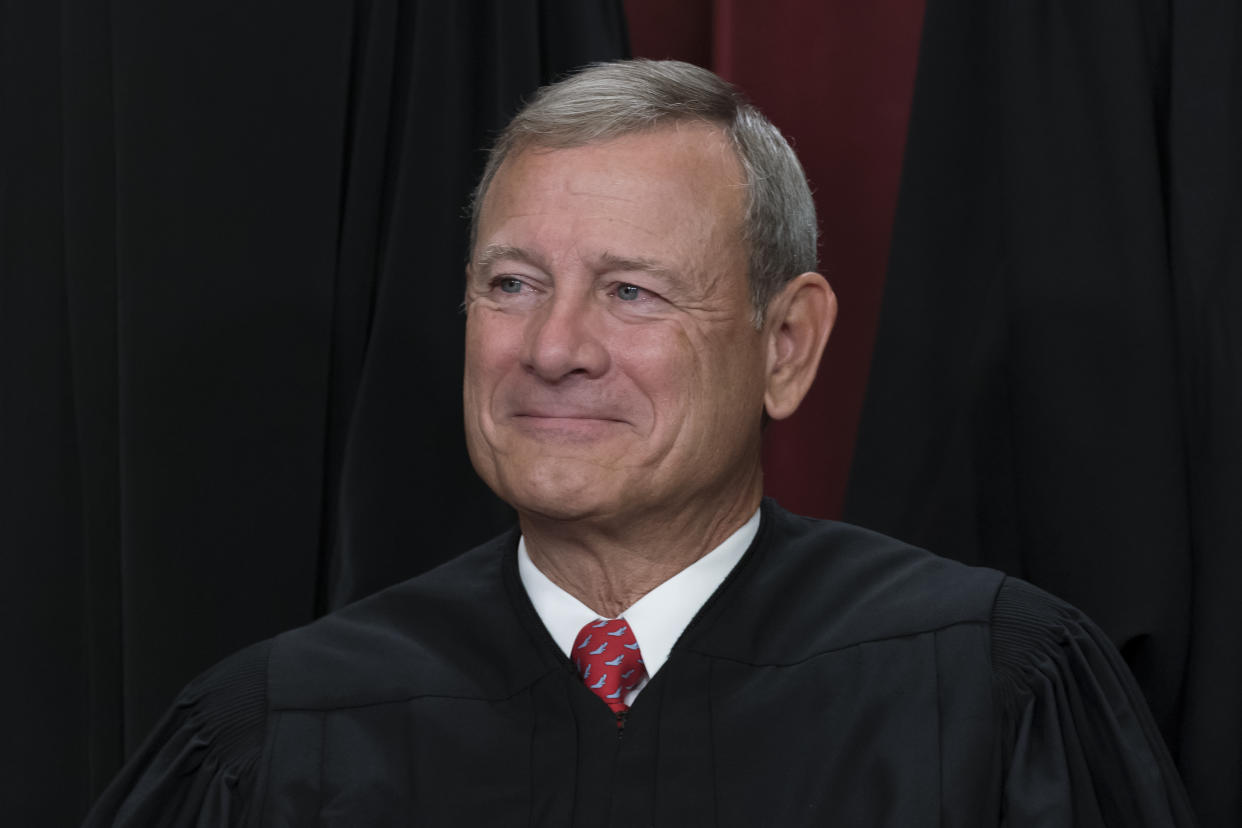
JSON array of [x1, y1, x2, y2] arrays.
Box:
[[87, 60, 1194, 827]]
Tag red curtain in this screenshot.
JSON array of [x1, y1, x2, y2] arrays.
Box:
[[624, 0, 925, 517]]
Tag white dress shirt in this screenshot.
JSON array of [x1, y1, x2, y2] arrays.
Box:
[[517, 508, 761, 705]]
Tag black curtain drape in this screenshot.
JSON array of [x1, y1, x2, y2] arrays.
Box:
[[846, 0, 1239, 824], [0, 1, 627, 823]]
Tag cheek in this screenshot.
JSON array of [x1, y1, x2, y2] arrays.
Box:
[[615, 327, 699, 407], [464, 316, 517, 440], [613, 325, 742, 450], [465, 312, 521, 386], [679, 328, 767, 429]]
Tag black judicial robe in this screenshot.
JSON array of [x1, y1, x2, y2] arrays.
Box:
[[85, 501, 1196, 827]]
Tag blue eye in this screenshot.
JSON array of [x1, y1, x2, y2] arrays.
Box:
[[616, 284, 641, 301], [498, 278, 523, 294]]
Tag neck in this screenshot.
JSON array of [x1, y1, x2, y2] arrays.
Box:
[[520, 482, 762, 619]]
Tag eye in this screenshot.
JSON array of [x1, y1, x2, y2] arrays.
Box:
[[616, 284, 642, 301], [495, 277, 524, 294]]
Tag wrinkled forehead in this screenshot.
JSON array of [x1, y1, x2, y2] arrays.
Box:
[[473, 124, 747, 256]]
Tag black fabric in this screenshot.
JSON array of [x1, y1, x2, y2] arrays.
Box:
[[1, 1, 627, 822], [844, 0, 1240, 824], [85, 500, 1193, 826]]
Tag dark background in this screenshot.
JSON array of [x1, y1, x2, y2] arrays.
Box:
[[3, 0, 1237, 824]]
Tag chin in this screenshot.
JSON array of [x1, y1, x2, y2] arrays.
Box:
[[495, 458, 628, 523]]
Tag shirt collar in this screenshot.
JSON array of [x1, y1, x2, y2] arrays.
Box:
[[517, 508, 760, 678]]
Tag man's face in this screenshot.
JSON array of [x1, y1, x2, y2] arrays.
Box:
[[464, 124, 770, 527]]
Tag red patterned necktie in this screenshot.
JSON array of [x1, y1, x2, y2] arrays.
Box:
[[572, 618, 647, 715]]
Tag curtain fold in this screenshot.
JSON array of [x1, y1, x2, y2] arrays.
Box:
[[847, 0, 1239, 823], [1, 1, 626, 821]]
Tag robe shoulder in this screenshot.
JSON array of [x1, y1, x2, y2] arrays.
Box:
[[83, 529, 546, 827], [82, 639, 271, 827], [690, 502, 1008, 664], [698, 502, 1198, 826], [265, 526, 554, 710], [989, 577, 1198, 826]]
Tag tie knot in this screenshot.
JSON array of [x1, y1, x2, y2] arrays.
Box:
[[572, 618, 646, 714]]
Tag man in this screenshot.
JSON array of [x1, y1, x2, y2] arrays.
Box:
[[87, 60, 1195, 826]]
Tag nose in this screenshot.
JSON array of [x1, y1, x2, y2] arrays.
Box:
[[520, 290, 610, 382]]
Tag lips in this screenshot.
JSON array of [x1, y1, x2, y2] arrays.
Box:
[[500, 387, 638, 431], [514, 410, 624, 422], [508, 397, 631, 422], [505, 408, 632, 440], [511, 413, 630, 435]]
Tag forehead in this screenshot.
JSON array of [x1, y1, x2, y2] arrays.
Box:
[[474, 124, 747, 264]]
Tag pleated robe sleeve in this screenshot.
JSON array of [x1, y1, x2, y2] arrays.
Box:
[[82, 640, 272, 828], [991, 579, 1198, 826]]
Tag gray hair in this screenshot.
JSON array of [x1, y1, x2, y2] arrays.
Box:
[[470, 59, 818, 326]]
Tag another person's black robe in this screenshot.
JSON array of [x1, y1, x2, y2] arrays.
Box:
[[85, 501, 1195, 826]]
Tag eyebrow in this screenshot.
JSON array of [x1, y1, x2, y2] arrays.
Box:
[[597, 251, 674, 279], [472, 245, 675, 280], [473, 244, 544, 273]]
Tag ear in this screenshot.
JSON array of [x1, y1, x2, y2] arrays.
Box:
[[762, 272, 837, 420]]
